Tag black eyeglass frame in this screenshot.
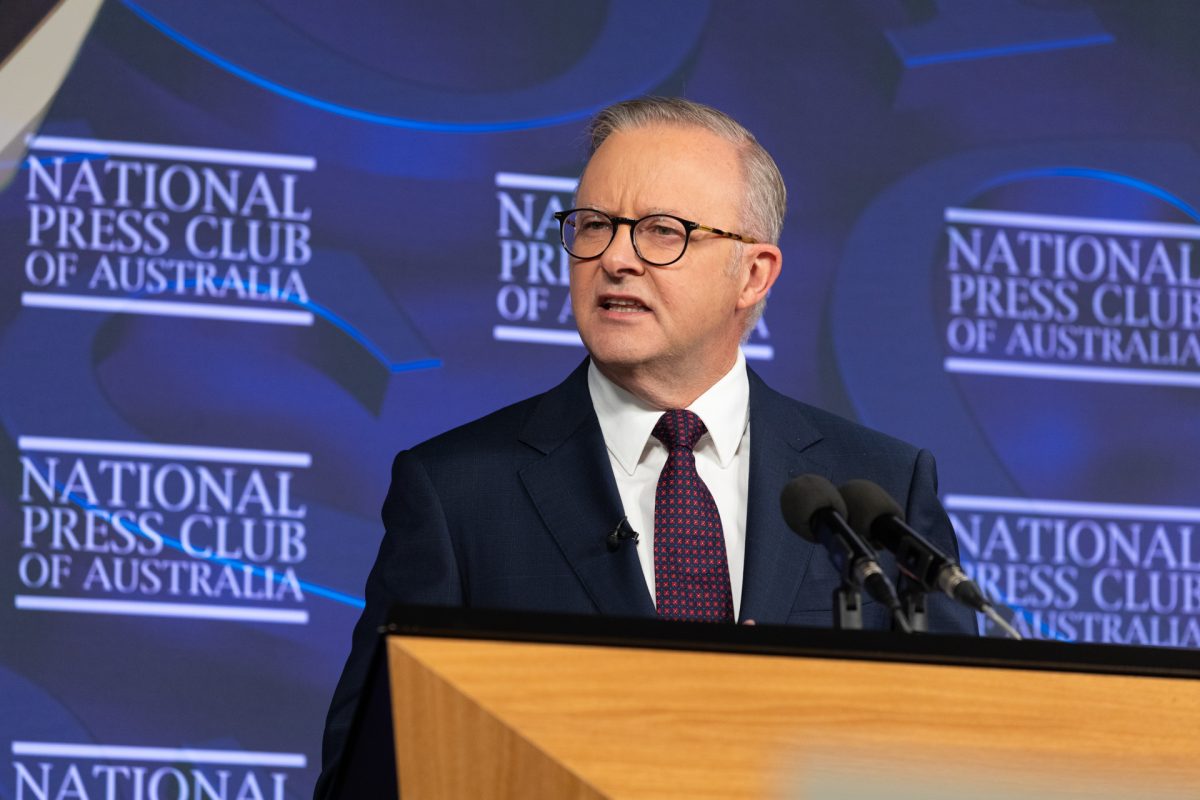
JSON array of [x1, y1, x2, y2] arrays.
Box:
[[552, 208, 757, 267]]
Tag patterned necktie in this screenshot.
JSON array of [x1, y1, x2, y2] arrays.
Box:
[[651, 409, 734, 622]]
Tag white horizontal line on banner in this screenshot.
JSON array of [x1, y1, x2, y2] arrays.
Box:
[[741, 343, 775, 361], [27, 135, 316, 171], [944, 494, 1200, 522], [18, 436, 311, 467], [22, 292, 315, 326], [492, 325, 774, 360], [14, 595, 310, 625], [944, 207, 1200, 239], [11, 741, 307, 768], [494, 172, 578, 192], [943, 357, 1200, 388], [493, 324, 582, 346]]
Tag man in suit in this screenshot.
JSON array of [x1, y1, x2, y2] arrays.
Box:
[[315, 97, 976, 796]]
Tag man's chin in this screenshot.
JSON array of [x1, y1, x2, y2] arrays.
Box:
[[580, 338, 657, 372]]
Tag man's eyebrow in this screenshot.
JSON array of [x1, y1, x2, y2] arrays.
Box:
[[576, 205, 688, 218]]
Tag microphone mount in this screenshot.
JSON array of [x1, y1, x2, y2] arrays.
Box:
[[606, 517, 639, 552]]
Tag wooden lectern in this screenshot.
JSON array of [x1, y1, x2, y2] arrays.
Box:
[[333, 607, 1200, 799]]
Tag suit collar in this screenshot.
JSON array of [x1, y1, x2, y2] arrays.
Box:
[[739, 368, 828, 624], [517, 361, 656, 618], [515, 360, 594, 455]]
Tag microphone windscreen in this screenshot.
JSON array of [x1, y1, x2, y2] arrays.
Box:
[[839, 479, 904, 539], [780, 474, 847, 542]]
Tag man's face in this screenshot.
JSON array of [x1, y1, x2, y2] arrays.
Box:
[[569, 124, 753, 390]]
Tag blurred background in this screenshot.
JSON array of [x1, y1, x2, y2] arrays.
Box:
[[3, 1, 1199, 796]]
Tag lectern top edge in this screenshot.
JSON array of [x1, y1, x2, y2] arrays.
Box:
[[384, 604, 1200, 681]]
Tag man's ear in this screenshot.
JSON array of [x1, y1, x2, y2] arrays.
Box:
[[736, 243, 782, 311]]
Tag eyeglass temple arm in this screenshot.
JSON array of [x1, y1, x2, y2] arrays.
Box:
[[692, 222, 756, 244]]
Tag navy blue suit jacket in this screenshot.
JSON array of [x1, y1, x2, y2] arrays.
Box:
[[316, 361, 976, 795]]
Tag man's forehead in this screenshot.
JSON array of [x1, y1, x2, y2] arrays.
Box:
[[577, 124, 743, 213]]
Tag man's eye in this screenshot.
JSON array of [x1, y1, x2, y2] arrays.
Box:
[[645, 221, 683, 238]]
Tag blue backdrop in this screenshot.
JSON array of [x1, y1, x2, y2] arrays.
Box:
[[4, 1, 1200, 797]]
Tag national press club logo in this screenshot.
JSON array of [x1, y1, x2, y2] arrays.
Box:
[[492, 172, 774, 359], [15, 436, 313, 625], [938, 206, 1200, 386], [20, 136, 315, 327], [10, 741, 304, 800], [948, 495, 1200, 646]]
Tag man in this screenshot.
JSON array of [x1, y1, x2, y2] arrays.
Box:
[[315, 97, 975, 795]]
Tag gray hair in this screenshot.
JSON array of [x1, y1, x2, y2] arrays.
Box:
[[586, 97, 787, 245]]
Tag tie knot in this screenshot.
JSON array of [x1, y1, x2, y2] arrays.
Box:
[[652, 409, 707, 451]]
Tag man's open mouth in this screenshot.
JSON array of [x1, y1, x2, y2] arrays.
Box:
[[601, 298, 649, 312]]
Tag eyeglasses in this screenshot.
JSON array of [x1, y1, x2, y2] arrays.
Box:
[[552, 208, 756, 267]]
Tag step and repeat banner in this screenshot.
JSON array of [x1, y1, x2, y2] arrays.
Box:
[[4, 1, 1199, 797]]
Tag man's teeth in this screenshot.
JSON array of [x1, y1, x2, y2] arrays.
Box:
[[604, 299, 647, 312]]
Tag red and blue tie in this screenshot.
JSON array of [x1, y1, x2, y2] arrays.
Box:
[[652, 409, 734, 623]]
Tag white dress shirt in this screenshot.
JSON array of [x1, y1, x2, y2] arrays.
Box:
[[588, 351, 750, 619]]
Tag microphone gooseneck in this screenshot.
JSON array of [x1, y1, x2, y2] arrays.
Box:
[[780, 474, 909, 632], [839, 479, 1022, 640]]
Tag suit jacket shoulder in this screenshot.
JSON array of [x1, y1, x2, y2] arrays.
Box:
[[749, 368, 920, 463], [409, 360, 592, 464]]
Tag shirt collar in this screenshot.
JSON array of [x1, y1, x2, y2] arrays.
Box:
[[588, 350, 750, 475]]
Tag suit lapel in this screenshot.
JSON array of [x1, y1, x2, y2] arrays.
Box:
[[739, 370, 829, 624], [518, 362, 656, 618]]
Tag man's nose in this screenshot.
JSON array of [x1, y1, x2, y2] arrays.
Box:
[[598, 223, 647, 277]]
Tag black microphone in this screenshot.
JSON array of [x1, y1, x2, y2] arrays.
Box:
[[780, 474, 910, 632], [839, 479, 1021, 639], [606, 517, 639, 552]]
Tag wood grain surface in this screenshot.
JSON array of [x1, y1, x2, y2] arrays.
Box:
[[388, 636, 1199, 799]]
